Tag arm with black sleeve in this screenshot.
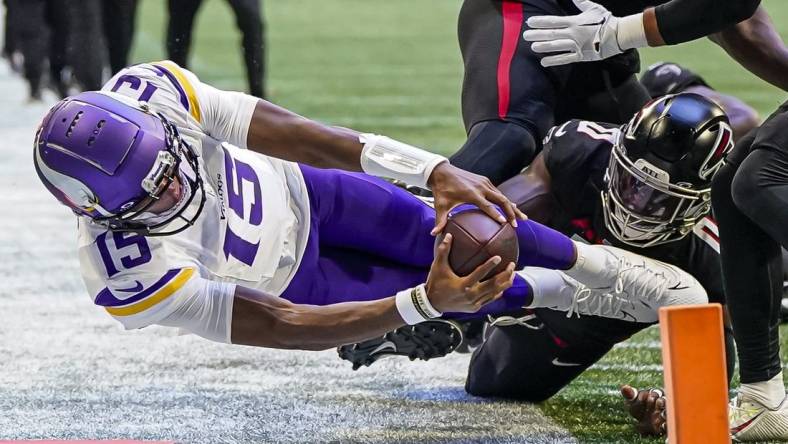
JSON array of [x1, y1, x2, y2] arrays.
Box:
[[706, 6, 788, 91], [652, 0, 760, 45], [524, 0, 761, 68]]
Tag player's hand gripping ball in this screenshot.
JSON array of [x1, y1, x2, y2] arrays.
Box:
[[438, 209, 519, 279]]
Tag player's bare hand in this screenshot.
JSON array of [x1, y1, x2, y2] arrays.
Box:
[[425, 233, 516, 313], [621, 385, 667, 436], [427, 162, 526, 235]]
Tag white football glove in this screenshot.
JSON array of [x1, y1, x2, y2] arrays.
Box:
[[523, 0, 647, 67]]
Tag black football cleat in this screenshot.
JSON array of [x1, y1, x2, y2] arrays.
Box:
[[337, 319, 463, 370]]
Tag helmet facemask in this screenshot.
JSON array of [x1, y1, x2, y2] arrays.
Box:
[[91, 113, 206, 236], [602, 136, 712, 248]]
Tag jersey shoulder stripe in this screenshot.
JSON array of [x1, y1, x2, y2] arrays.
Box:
[[692, 216, 719, 253], [151, 60, 202, 123], [94, 267, 195, 316]]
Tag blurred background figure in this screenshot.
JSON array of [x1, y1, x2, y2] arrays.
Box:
[[4, 0, 72, 100], [2, 0, 138, 100], [102, 0, 139, 74], [167, 0, 266, 98], [71, 0, 139, 91], [69, 0, 105, 92], [2, 0, 21, 72]]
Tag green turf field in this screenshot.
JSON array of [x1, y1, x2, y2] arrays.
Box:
[[129, 1, 788, 442]]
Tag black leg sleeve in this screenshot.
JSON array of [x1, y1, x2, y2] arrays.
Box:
[[712, 131, 784, 384], [166, 0, 203, 68], [227, 0, 265, 98], [449, 120, 538, 185]]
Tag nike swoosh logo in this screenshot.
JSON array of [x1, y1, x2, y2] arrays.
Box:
[[639, 300, 654, 309], [619, 310, 636, 322], [371, 341, 397, 355], [731, 410, 764, 435], [117, 280, 144, 293], [668, 283, 690, 290], [552, 358, 581, 367]]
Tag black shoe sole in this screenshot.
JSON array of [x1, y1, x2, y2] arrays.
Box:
[[337, 320, 463, 370]]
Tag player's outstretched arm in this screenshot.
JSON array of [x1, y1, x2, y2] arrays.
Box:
[[523, 0, 760, 67], [230, 235, 515, 351], [708, 6, 788, 92], [243, 99, 524, 233], [496, 153, 557, 225]]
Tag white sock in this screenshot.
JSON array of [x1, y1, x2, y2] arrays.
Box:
[[739, 371, 786, 410], [518, 267, 570, 309], [564, 242, 611, 288]]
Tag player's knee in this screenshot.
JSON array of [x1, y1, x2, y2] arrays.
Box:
[[730, 169, 757, 215], [730, 158, 773, 222], [465, 366, 558, 402], [450, 120, 539, 185], [233, 6, 263, 32], [464, 325, 569, 402]]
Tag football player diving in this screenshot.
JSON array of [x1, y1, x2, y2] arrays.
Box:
[[33, 61, 706, 354], [339, 93, 781, 437]]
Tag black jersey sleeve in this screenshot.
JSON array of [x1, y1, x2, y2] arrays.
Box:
[[654, 0, 760, 45], [639, 61, 709, 98], [542, 120, 618, 212]]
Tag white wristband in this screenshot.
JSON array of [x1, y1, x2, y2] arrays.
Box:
[[395, 284, 443, 325], [359, 133, 447, 189], [616, 13, 648, 50]]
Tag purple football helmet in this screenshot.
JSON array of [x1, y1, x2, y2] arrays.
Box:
[[34, 91, 205, 236]]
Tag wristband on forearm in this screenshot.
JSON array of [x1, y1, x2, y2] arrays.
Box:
[[395, 284, 443, 325], [617, 13, 649, 50], [359, 133, 447, 189]]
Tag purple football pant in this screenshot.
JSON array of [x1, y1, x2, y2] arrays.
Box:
[[280, 165, 575, 319]]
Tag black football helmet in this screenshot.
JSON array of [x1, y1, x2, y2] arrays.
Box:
[[602, 93, 733, 248]]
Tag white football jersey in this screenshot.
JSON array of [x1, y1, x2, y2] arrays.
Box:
[[77, 61, 311, 334]]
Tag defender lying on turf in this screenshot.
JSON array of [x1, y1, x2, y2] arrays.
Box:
[[340, 93, 731, 398], [34, 61, 704, 352]]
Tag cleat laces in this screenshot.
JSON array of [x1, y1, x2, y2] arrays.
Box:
[[566, 284, 629, 319], [613, 256, 669, 308], [487, 313, 543, 330]]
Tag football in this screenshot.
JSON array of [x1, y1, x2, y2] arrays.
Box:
[[439, 209, 519, 278]]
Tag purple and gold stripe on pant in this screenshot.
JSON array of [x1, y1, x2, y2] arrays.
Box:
[[94, 268, 195, 317]]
